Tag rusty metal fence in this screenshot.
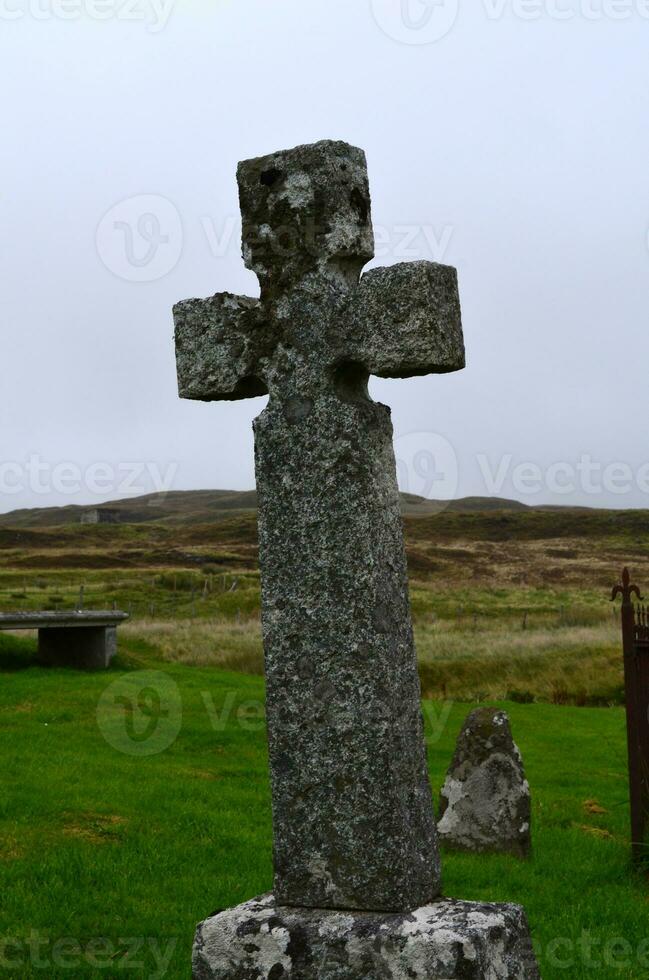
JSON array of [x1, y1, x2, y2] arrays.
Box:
[[612, 568, 649, 866]]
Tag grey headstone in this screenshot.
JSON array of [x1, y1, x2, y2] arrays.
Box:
[[175, 140, 464, 912], [438, 708, 532, 858], [174, 141, 540, 979], [192, 894, 541, 980]]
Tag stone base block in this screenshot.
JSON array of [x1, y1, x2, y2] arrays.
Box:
[[38, 626, 117, 670], [193, 893, 540, 979]]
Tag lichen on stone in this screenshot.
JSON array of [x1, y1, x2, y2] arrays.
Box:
[[438, 709, 532, 859]]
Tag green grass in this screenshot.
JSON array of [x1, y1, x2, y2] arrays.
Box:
[[0, 569, 629, 705], [2, 501, 647, 974], [0, 568, 260, 621], [1, 634, 648, 978], [121, 601, 624, 707]]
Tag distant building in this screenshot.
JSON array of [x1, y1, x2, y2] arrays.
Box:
[[80, 509, 120, 525]]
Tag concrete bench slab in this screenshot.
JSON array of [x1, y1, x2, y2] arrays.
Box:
[[0, 611, 129, 670]]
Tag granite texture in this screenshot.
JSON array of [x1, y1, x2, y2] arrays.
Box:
[[174, 293, 266, 402], [438, 709, 532, 859], [254, 369, 439, 911], [173, 140, 465, 912], [192, 894, 541, 980]]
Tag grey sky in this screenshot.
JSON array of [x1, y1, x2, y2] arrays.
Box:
[[2, 0, 648, 513]]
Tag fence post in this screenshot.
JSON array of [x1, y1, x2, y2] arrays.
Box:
[[612, 567, 648, 866]]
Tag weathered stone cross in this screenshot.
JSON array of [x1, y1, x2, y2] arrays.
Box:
[[174, 140, 465, 913]]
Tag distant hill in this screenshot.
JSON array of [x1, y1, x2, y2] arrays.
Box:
[[400, 494, 529, 516], [0, 489, 530, 528], [1, 490, 648, 584]]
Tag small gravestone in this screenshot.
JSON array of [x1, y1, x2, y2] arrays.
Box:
[[175, 140, 540, 979], [438, 708, 532, 859]]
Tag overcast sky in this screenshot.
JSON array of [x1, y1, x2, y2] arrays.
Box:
[[2, 0, 648, 513]]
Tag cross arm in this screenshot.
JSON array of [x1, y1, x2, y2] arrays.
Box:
[[342, 261, 465, 379], [174, 293, 269, 401]]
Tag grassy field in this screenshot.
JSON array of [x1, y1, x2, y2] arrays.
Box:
[[1, 497, 647, 708], [0, 563, 626, 705], [1, 632, 648, 978], [2, 498, 649, 976]]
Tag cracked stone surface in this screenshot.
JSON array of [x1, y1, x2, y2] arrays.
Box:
[[438, 709, 532, 859], [192, 894, 541, 980], [174, 140, 466, 912]]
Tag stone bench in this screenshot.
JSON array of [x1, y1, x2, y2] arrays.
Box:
[[0, 610, 129, 669]]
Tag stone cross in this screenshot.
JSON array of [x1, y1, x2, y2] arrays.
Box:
[[174, 140, 465, 913]]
